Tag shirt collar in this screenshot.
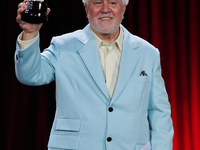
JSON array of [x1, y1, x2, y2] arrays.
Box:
[[91, 25, 124, 52]]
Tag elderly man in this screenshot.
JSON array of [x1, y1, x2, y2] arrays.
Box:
[[15, 0, 174, 150]]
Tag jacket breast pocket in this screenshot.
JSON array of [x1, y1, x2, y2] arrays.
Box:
[[125, 76, 151, 105], [128, 76, 151, 93], [48, 118, 81, 150], [130, 76, 150, 83]]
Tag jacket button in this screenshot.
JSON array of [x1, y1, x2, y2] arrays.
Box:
[[107, 137, 112, 142], [108, 107, 113, 112]]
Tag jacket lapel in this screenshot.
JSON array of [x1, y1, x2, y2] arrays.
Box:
[[77, 25, 110, 101], [77, 25, 141, 103], [111, 28, 140, 103]]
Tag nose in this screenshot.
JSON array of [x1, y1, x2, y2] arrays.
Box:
[[101, 2, 110, 13]]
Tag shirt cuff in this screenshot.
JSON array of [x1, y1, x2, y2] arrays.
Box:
[[17, 32, 39, 50]]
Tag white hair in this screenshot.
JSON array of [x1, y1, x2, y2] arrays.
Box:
[[82, 0, 129, 5]]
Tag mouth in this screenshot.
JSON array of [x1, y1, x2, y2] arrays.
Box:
[[100, 17, 112, 20], [98, 15, 114, 20], [98, 17, 113, 22]]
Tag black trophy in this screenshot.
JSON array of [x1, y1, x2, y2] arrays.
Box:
[[21, 0, 48, 23]]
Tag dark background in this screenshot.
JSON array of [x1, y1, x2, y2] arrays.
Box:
[[1, 0, 200, 149]]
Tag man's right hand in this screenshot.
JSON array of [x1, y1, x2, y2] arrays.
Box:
[[16, 0, 51, 41]]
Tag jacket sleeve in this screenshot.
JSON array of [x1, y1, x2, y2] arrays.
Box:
[[15, 36, 58, 86], [148, 52, 174, 150]]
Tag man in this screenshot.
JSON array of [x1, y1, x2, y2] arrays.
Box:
[[15, 0, 174, 150]]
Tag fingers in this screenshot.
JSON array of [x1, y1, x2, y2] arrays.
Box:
[[17, 0, 29, 14], [47, 8, 51, 15], [18, 2, 26, 9], [17, 2, 25, 16], [16, 1, 29, 23], [17, 7, 25, 16], [16, 2, 25, 24], [23, 0, 28, 3]]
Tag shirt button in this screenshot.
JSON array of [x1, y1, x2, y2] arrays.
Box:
[[107, 137, 112, 142], [108, 107, 113, 112]]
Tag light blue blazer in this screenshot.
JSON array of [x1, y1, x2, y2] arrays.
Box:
[[15, 24, 173, 150]]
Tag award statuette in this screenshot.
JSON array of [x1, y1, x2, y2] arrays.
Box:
[[21, 0, 48, 23]]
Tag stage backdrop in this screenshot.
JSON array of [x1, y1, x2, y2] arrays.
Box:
[[1, 0, 200, 149]]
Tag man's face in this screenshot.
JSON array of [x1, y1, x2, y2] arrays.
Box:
[[85, 0, 126, 35]]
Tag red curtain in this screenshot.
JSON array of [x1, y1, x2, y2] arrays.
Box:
[[126, 0, 200, 149], [2, 0, 200, 149]]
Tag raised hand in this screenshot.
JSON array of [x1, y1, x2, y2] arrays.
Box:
[[16, 0, 51, 40]]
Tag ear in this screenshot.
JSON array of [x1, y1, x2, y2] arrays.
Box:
[[122, 4, 126, 19], [84, 3, 89, 18]]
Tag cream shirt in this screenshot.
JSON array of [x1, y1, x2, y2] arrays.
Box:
[[92, 26, 124, 98], [18, 26, 124, 98], [18, 32, 39, 50]]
